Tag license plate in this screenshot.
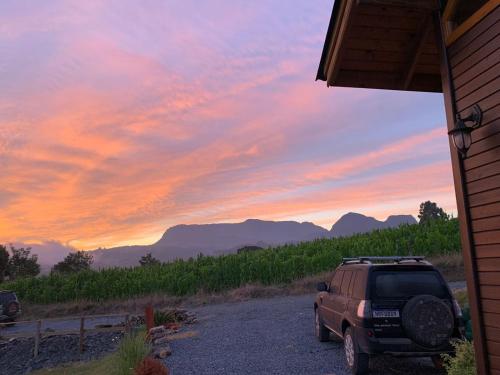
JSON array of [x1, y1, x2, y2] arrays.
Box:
[[373, 310, 400, 318]]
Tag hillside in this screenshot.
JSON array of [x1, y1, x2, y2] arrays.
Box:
[[89, 213, 416, 268], [330, 213, 416, 237]]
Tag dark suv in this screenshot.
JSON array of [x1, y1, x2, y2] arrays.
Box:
[[0, 291, 21, 322], [314, 256, 464, 374]]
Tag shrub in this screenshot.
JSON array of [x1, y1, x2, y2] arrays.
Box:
[[115, 331, 151, 375], [442, 340, 476, 375], [134, 357, 169, 375]]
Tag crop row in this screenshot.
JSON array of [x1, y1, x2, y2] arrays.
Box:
[[7, 219, 460, 304]]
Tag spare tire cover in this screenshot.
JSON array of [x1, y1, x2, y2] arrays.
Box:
[[5, 301, 19, 316], [402, 295, 454, 348]]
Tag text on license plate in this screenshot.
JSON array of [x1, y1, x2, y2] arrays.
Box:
[[373, 310, 400, 318]]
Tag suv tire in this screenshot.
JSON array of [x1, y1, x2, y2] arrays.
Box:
[[315, 308, 330, 342], [344, 327, 369, 375], [402, 295, 454, 349]]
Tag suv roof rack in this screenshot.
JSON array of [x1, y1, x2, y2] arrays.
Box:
[[341, 256, 428, 265]]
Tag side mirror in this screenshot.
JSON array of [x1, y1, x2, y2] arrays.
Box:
[[317, 282, 328, 292]]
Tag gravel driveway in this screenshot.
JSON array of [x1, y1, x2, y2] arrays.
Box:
[[165, 294, 444, 375]]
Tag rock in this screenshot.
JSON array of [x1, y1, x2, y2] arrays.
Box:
[[153, 345, 172, 359], [152, 336, 169, 346], [149, 326, 167, 335]]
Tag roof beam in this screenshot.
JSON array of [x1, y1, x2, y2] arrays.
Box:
[[356, 0, 440, 11], [326, 0, 356, 85], [401, 16, 433, 90]]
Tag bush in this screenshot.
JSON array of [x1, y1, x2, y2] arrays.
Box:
[[134, 357, 169, 375], [442, 340, 476, 375], [115, 331, 151, 375]]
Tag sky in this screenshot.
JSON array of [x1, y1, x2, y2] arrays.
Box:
[[0, 0, 457, 251]]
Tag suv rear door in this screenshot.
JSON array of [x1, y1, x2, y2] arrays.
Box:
[[321, 270, 343, 330], [333, 270, 353, 329], [369, 268, 450, 338]]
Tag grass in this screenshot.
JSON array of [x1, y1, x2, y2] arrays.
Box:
[[115, 330, 151, 375], [32, 330, 151, 375], [32, 355, 116, 375]]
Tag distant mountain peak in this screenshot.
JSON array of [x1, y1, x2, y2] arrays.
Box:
[[86, 214, 416, 269], [330, 212, 416, 237]]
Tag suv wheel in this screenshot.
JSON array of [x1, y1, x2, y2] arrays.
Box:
[[344, 327, 369, 375], [315, 308, 330, 342]]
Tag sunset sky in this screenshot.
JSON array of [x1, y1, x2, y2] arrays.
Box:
[[1, 0, 456, 252]]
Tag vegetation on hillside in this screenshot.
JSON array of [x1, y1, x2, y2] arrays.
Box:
[[52, 251, 93, 274], [5, 218, 460, 304], [0, 245, 40, 281]]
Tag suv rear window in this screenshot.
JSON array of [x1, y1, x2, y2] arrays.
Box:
[[0, 292, 16, 304], [372, 271, 448, 299]]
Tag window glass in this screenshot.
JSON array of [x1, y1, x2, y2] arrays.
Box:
[[373, 271, 447, 299], [330, 270, 343, 293], [348, 271, 357, 296], [341, 271, 352, 296]]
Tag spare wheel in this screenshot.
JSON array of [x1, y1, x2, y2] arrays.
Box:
[[402, 294, 454, 349]]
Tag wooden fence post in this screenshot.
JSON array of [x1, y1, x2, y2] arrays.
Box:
[[124, 314, 130, 335], [145, 304, 154, 331], [33, 320, 41, 358], [79, 317, 85, 353]]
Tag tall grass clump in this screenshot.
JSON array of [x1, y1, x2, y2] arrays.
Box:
[[115, 330, 151, 375], [5, 219, 460, 304]]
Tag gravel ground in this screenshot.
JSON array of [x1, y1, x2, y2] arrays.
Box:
[[0, 332, 123, 375], [164, 294, 444, 375]]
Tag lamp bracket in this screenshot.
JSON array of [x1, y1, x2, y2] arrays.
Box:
[[457, 104, 482, 129]]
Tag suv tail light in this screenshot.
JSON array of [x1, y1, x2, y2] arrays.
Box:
[[357, 300, 372, 318], [453, 299, 463, 317]]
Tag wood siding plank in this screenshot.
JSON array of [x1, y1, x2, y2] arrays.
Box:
[[471, 202, 500, 220], [483, 299, 500, 314], [485, 313, 500, 328], [489, 340, 500, 357], [478, 261, 500, 273], [475, 230, 500, 245], [453, 32, 500, 77], [477, 245, 500, 259], [455, 64, 500, 101], [473, 216, 500, 233], [453, 48, 500, 90], [469, 188, 500, 207], [486, 326, 500, 343], [468, 171, 500, 195], [491, 354, 500, 370], [449, 6, 500, 60], [465, 146, 500, 171], [466, 160, 500, 182], [479, 271, 500, 285], [456, 77, 500, 113]]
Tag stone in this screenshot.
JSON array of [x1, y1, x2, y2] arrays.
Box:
[[152, 336, 169, 346], [153, 345, 172, 359], [149, 326, 167, 335]]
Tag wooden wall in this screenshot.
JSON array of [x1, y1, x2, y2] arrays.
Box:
[[446, 5, 500, 374]]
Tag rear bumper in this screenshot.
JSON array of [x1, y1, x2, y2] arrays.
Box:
[[0, 312, 21, 321], [354, 327, 457, 356]]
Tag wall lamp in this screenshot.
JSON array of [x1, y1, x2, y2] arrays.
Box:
[[448, 104, 483, 157]]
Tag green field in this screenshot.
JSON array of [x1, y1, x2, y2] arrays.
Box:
[[7, 219, 460, 304]]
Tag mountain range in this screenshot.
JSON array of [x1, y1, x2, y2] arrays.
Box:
[[88, 212, 416, 268], [21, 212, 416, 270]]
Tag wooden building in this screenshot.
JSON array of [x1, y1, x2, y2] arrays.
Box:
[[316, 0, 500, 373]]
